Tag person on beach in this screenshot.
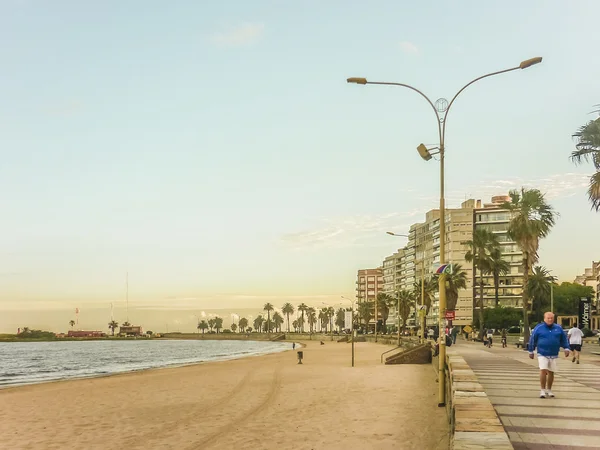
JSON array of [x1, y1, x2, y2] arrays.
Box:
[[567, 322, 584, 364], [528, 311, 570, 398], [292, 342, 296, 350]]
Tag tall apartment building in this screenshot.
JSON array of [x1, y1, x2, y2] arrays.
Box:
[[356, 268, 384, 327], [474, 196, 525, 308], [574, 261, 600, 308], [382, 248, 409, 326]]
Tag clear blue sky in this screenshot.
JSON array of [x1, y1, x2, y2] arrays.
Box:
[[1, 1, 599, 330]]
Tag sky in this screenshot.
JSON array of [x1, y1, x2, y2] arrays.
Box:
[[1, 0, 599, 333]]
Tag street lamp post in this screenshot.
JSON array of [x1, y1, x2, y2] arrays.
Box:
[[349, 57, 542, 406], [341, 296, 356, 367]]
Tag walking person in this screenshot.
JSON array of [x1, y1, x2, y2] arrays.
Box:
[[567, 322, 584, 364], [451, 326, 459, 345], [486, 328, 494, 348], [528, 312, 570, 398], [501, 329, 507, 348]]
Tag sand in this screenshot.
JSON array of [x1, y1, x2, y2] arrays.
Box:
[[0, 340, 449, 450]]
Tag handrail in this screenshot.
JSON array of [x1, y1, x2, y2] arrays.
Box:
[[380, 345, 403, 364]]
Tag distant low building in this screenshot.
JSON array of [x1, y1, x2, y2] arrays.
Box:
[[67, 330, 106, 338], [119, 325, 143, 336]]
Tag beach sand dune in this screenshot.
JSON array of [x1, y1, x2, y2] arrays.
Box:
[[0, 340, 448, 450]]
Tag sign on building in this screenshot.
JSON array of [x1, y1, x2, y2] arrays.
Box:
[[578, 297, 592, 330]]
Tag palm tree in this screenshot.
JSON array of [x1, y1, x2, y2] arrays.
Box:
[[208, 318, 216, 332], [488, 248, 510, 307], [122, 321, 131, 327], [527, 265, 557, 324], [465, 228, 499, 337], [231, 323, 238, 332], [263, 303, 274, 333], [436, 263, 468, 312], [396, 290, 415, 331], [108, 320, 119, 336], [319, 308, 328, 333], [282, 303, 295, 332], [571, 116, 600, 211], [69, 320, 75, 329], [335, 308, 345, 332], [297, 303, 309, 332], [214, 317, 223, 333], [292, 319, 299, 333], [307, 307, 317, 333], [238, 317, 248, 333], [272, 312, 284, 333], [502, 188, 557, 344], [198, 320, 208, 334], [376, 293, 394, 334], [357, 301, 373, 333], [326, 307, 335, 334], [413, 278, 437, 316], [253, 315, 264, 333]]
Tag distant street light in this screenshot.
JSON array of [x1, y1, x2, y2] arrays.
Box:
[[350, 58, 544, 406], [341, 296, 356, 367]]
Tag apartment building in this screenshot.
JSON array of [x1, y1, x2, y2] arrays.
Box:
[[356, 268, 384, 324], [474, 195, 525, 308], [574, 261, 600, 308]]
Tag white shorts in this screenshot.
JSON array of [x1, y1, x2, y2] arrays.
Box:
[[538, 356, 558, 372]]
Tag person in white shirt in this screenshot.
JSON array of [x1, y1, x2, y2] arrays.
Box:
[[567, 322, 584, 364]]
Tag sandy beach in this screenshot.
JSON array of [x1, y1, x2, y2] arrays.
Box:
[[0, 340, 449, 450]]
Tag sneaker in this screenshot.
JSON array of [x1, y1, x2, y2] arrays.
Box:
[[577, 360, 580, 364], [546, 390, 555, 398], [540, 389, 546, 398], [572, 357, 576, 363]]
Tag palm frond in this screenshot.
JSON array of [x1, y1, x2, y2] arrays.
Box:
[[588, 171, 600, 212]]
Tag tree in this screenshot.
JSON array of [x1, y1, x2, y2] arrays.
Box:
[[326, 307, 335, 334], [319, 308, 328, 333], [357, 301, 373, 333], [208, 318, 216, 332], [253, 315, 264, 333], [527, 266, 557, 323], [396, 290, 415, 331], [552, 282, 594, 315], [146, 331, 153, 336], [571, 116, 600, 211], [307, 307, 317, 333], [122, 321, 131, 327], [69, 320, 75, 329], [413, 277, 437, 316], [488, 248, 511, 307], [297, 303, 309, 333], [272, 312, 284, 333], [238, 317, 248, 333], [246, 327, 253, 333], [231, 323, 238, 333], [435, 263, 468, 312], [198, 320, 208, 334], [335, 308, 345, 332], [292, 319, 299, 333], [282, 303, 295, 332], [465, 228, 499, 338], [502, 188, 557, 344], [108, 320, 119, 336], [263, 303, 274, 333], [474, 306, 522, 330], [376, 293, 395, 334], [214, 317, 223, 333]]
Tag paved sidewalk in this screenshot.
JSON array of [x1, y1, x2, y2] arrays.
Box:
[[452, 342, 600, 449]]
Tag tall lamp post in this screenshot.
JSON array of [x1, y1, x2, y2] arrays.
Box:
[[348, 57, 543, 407], [341, 296, 356, 367]]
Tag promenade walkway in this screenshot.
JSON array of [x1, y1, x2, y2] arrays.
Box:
[[453, 341, 600, 449]]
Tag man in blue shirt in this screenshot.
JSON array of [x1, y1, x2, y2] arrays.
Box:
[[528, 311, 570, 398]]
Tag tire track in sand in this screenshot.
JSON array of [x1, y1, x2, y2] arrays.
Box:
[[188, 366, 282, 450], [128, 365, 258, 445]]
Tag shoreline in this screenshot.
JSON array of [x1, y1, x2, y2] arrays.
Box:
[[0, 339, 298, 391]]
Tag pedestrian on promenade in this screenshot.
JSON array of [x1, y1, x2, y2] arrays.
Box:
[[486, 328, 494, 347], [528, 311, 570, 398], [501, 329, 507, 348], [451, 326, 459, 345], [567, 322, 584, 364]]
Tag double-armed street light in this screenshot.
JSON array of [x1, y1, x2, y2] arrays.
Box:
[[348, 57, 543, 406]]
